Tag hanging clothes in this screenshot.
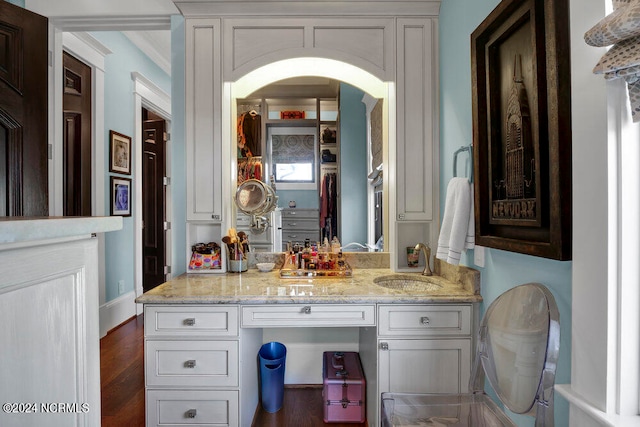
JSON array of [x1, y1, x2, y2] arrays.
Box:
[[320, 172, 337, 240], [237, 157, 263, 185], [237, 111, 262, 156]]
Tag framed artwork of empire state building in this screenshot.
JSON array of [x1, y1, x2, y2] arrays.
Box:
[[471, 0, 572, 260]]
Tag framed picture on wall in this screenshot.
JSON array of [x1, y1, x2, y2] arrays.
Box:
[[109, 130, 132, 175], [111, 176, 132, 217], [471, 0, 572, 260]]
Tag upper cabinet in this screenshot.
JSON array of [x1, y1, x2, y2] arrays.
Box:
[[178, 1, 441, 271], [221, 18, 395, 82], [185, 18, 223, 222], [396, 18, 438, 223]]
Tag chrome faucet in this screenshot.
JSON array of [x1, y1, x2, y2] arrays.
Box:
[[414, 243, 433, 276]]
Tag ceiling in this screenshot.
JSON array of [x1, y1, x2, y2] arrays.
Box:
[[123, 30, 172, 75]]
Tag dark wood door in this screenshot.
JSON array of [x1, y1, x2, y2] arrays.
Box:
[[142, 112, 166, 292], [0, 1, 48, 216], [63, 52, 92, 216]]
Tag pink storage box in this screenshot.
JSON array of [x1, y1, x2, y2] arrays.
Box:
[[322, 351, 366, 423]]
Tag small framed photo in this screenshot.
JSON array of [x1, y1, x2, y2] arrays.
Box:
[[109, 130, 131, 175], [111, 176, 132, 217]]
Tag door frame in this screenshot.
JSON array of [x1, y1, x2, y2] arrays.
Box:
[[54, 32, 110, 316], [49, 18, 172, 330], [132, 72, 172, 314]]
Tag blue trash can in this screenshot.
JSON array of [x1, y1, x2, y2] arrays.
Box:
[[258, 342, 287, 413]]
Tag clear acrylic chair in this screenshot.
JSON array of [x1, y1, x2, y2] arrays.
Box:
[[381, 283, 560, 426]]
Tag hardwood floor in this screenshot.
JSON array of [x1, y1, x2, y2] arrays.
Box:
[[99, 315, 367, 427], [252, 386, 367, 427], [100, 314, 145, 427]]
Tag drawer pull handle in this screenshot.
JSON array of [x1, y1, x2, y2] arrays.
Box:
[[420, 316, 430, 325], [184, 318, 196, 326], [184, 360, 197, 368], [380, 342, 389, 351], [186, 409, 197, 418], [302, 306, 312, 314]]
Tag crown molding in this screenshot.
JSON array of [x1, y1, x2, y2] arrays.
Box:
[[172, 1, 441, 17], [50, 15, 172, 32]]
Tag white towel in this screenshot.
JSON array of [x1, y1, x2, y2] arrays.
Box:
[[436, 177, 475, 265], [465, 183, 475, 249]]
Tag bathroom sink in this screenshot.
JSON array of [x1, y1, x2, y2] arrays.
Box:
[[374, 275, 443, 292]]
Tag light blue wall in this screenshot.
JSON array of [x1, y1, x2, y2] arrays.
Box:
[[7, 0, 25, 7], [339, 83, 368, 245], [276, 190, 318, 209], [439, 2, 571, 426], [89, 31, 172, 302], [171, 15, 187, 276]]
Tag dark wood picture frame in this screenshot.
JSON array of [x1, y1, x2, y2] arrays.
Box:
[[109, 130, 132, 175], [471, 0, 572, 260], [110, 176, 132, 217]]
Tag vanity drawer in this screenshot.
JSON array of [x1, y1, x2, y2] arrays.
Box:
[[145, 340, 239, 387], [281, 218, 319, 230], [241, 304, 375, 327], [282, 208, 319, 220], [146, 389, 238, 426], [378, 305, 472, 337], [145, 305, 239, 337], [281, 230, 320, 243]]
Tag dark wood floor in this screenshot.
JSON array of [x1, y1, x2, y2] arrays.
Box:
[[253, 386, 367, 427], [100, 314, 145, 427], [100, 315, 367, 427]]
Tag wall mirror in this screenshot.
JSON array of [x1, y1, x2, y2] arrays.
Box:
[[230, 67, 389, 252]]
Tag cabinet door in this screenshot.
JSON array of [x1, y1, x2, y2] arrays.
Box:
[[185, 18, 223, 221], [396, 18, 437, 222], [378, 339, 471, 394]]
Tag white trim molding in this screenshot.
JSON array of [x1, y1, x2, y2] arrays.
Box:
[[131, 72, 172, 315], [53, 31, 111, 307], [173, 1, 441, 17], [99, 291, 137, 338]]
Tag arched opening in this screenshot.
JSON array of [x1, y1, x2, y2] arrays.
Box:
[[226, 57, 393, 252]]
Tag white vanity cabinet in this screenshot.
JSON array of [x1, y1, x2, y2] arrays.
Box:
[[142, 301, 474, 427], [362, 304, 474, 427], [185, 18, 224, 222], [144, 305, 261, 427]]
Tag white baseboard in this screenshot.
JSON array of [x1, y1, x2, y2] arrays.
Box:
[[99, 291, 137, 338]]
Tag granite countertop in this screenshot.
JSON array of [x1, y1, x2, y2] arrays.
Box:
[[136, 262, 482, 305]]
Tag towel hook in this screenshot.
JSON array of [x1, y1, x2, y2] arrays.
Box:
[[453, 145, 473, 183]]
